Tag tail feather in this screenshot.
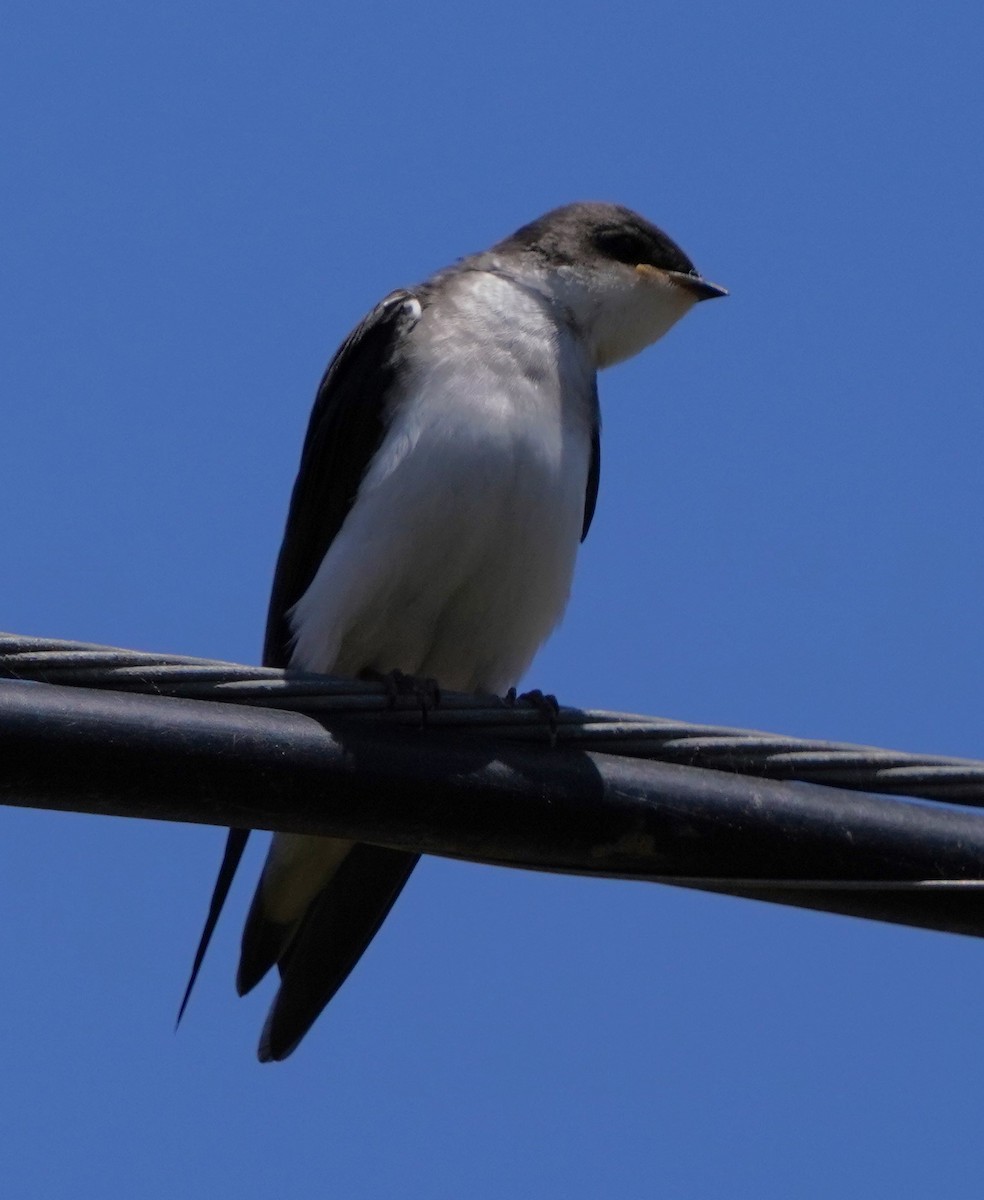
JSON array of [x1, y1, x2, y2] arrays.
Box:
[[177, 828, 250, 1026], [236, 887, 295, 997], [257, 845, 419, 1062]]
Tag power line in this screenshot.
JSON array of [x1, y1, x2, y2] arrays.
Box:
[[3, 631, 984, 940], [3, 632, 982, 804]]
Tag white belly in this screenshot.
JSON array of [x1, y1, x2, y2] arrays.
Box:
[[289, 274, 595, 694]]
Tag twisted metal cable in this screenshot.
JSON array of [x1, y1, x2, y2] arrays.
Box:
[[2, 631, 983, 808]]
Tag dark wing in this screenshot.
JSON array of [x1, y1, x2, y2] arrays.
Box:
[[178, 289, 423, 1028], [263, 288, 424, 667], [176, 826, 249, 1027], [580, 379, 601, 541]]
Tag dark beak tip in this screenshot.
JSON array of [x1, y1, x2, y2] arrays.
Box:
[[665, 269, 728, 302], [692, 279, 728, 302]]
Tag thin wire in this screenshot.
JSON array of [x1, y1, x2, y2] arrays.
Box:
[[3, 631, 984, 807]]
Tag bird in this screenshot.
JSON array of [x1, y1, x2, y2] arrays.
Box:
[[179, 201, 726, 1061]]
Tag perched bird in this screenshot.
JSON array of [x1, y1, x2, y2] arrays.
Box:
[[180, 202, 726, 1060]]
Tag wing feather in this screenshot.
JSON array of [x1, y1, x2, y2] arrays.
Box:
[[263, 289, 423, 667], [581, 379, 601, 541], [178, 290, 423, 1026]]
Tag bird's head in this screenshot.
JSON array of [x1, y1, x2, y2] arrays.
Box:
[[494, 202, 726, 369]]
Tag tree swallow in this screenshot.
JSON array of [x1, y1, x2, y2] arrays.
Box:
[[180, 202, 726, 1060]]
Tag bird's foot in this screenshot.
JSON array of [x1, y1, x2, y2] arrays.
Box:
[[360, 668, 441, 726], [505, 687, 560, 747]]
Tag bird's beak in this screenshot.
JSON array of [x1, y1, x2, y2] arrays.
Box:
[[664, 269, 728, 301]]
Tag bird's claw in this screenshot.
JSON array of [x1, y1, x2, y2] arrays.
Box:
[[360, 668, 441, 726], [505, 687, 560, 746]]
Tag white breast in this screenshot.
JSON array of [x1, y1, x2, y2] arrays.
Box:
[[289, 270, 596, 694]]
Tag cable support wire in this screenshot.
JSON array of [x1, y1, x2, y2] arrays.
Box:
[[3, 631, 984, 941], [2, 632, 983, 804]]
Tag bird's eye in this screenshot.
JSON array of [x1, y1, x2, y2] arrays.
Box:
[[593, 230, 647, 267]]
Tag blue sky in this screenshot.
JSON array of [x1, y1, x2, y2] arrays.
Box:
[[3, 1, 984, 1195]]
